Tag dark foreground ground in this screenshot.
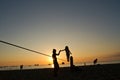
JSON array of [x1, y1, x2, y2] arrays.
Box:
[[0, 63, 120, 80]]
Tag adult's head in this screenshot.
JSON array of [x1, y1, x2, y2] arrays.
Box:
[[53, 49, 56, 53]]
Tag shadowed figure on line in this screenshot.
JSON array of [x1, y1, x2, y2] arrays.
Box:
[[52, 49, 61, 76], [60, 46, 72, 62]]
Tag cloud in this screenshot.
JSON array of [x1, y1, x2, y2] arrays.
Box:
[[110, 52, 120, 57], [102, 52, 120, 58], [100, 52, 120, 62]]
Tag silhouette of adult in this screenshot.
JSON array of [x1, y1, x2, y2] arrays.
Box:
[[93, 58, 98, 65], [20, 65, 23, 70], [52, 49, 61, 76]]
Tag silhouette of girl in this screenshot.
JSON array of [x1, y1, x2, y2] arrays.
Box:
[[52, 49, 61, 76], [60, 46, 72, 62], [65, 46, 72, 62]]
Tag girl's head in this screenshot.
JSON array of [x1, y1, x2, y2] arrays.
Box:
[[65, 46, 69, 50]]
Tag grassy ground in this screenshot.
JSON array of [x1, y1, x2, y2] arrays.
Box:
[[0, 63, 120, 80]]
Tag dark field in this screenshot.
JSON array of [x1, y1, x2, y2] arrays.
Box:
[[0, 63, 120, 80]]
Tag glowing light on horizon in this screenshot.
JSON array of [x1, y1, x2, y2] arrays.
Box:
[[51, 64, 54, 68], [48, 57, 53, 64]]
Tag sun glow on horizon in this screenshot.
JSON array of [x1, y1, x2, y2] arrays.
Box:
[[48, 57, 54, 68], [51, 64, 54, 68], [48, 57, 53, 64]]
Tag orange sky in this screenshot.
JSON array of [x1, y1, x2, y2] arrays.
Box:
[[0, 0, 120, 66]]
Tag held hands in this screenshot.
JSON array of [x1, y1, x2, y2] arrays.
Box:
[[60, 50, 65, 52], [58, 49, 65, 55]]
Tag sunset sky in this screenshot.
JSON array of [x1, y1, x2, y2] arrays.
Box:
[[0, 0, 120, 66]]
